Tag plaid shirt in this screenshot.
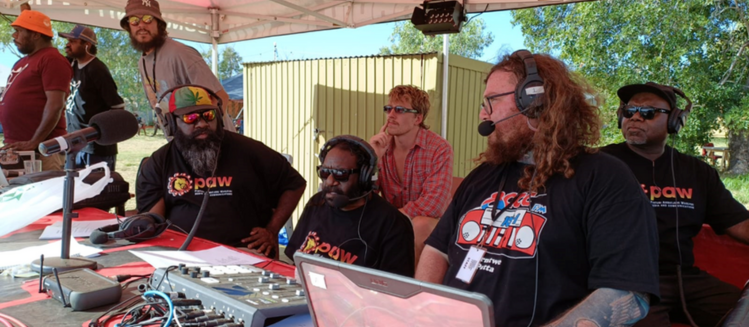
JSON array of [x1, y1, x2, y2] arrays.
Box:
[[378, 128, 453, 218]]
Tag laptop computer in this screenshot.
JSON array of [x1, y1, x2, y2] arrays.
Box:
[[294, 252, 495, 327]]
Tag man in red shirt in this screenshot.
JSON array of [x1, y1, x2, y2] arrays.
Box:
[[0, 10, 71, 171], [369, 85, 453, 266]]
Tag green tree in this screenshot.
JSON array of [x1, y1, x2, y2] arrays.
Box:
[[512, 0, 749, 174], [379, 18, 494, 60], [200, 46, 244, 81]]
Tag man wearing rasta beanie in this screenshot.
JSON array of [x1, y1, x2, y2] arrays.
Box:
[[121, 0, 236, 137], [137, 85, 306, 258], [0, 10, 71, 171]]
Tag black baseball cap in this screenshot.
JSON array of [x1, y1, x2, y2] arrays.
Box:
[[617, 82, 679, 111]]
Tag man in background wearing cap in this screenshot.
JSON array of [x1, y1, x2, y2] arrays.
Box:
[[136, 85, 306, 258], [120, 0, 235, 137], [62, 24, 125, 171], [601, 82, 749, 326], [0, 10, 71, 171]]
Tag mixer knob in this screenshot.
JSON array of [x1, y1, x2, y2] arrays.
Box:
[[269, 283, 281, 290], [295, 290, 305, 297], [258, 277, 269, 283]]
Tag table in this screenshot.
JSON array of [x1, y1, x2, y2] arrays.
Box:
[[0, 208, 297, 327], [702, 145, 731, 170]]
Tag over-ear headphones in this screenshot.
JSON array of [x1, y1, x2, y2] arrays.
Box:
[[513, 50, 545, 118], [617, 86, 692, 134], [156, 84, 225, 137], [89, 212, 170, 244], [319, 135, 378, 192]]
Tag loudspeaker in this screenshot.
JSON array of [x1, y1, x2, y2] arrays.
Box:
[[89, 212, 169, 244], [319, 135, 378, 192], [411, 1, 465, 36], [156, 84, 225, 136], [513, 50, 545, 118]]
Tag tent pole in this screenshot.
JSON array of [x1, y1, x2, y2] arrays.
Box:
[[441, 34, 449, 139], [210, 8, 219, 76]]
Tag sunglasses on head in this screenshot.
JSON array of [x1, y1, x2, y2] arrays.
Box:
[[383, 105, 418, 114], [128, 15, 155, 26], [621, 105, 670, 120], [179, 109, 217, 125], [317, 166, 359, 182]]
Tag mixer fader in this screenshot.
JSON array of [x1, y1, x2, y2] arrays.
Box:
[[151, 264, 308, 327]]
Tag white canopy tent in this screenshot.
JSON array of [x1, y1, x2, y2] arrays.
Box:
[[1, 0, 592, 136], [0, 0, 591, 56]]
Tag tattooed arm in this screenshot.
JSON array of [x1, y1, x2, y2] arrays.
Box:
[[544, 288, 650, 327]]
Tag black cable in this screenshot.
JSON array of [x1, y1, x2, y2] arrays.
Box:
[[670, 136, 699, 327], [526, 167, 539, 327], [179, 145, 222, 251]]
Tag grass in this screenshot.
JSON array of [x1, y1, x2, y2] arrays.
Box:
[[3, 130, 748, 209]]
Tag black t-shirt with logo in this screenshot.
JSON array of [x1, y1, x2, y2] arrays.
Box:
[[285, 192, 415, 277], [136, 132, 307, 246], [65, 58, 124, 155], [601, 142, 749, 273], [426, 153, 660, 327]]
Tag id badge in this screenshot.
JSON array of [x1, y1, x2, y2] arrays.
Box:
[[455, 246, 486, 284]]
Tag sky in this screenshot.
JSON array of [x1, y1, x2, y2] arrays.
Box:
[[0, 11, 525, 85]]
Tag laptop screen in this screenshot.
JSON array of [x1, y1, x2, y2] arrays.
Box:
[[295, 253, 494, 327]]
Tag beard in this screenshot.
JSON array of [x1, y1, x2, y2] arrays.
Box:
[[321, 183, 362, 208], [16, 41, 33, 55], [481, 121, 535, 165], [129, 29, 167, 53], [174, 126, 224, 177]]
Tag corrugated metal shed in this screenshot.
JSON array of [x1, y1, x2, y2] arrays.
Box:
[[242, 53, 492, 225]]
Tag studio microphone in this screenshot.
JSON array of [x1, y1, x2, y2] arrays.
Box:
[[330, 190, 373, 208], [478, 111, 526, 137], [39, 110, 139, 155]]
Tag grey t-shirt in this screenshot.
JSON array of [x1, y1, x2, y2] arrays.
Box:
[[138, 38, 235, 133]]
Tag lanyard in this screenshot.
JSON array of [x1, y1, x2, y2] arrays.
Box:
[[141, 48, 158, 98], [477, 163, 521, 247]]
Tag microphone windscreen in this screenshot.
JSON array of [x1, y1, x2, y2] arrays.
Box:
[[91, 110, 139, 145], [89, 230, 109, 244], [478, 121, 496, 137]]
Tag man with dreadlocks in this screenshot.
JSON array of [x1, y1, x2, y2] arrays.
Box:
[[416, 51, 660, 326]]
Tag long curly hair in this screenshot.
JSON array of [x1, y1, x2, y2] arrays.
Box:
[[481, 52, 601, 192]]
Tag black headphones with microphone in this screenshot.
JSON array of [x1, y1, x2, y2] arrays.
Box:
[[513, 50, 546, 118], [617, 86, 692, 134], [155, 84, 225, 137], [319, 135, 378, 193], [478, 50, 546, 137], [89, 212, 170, 244]]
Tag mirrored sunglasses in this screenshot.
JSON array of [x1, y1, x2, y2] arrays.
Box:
[[317, 166, 359, 182], [128, 15, 155, 26], [622, 105, 670, 120], [180, 109, 217, 124], [383, 105, 419, 114]]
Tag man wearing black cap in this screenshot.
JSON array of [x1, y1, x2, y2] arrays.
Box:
[[61, 25, 125, 171], [120, 0, 235, 136], [602, 82, 749, 326]]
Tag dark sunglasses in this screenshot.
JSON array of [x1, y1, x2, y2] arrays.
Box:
[[128, 15, 155, 26], [179, 109, 217, 124], [317, 166, 360, 182], [383, 105, 419, 114], [622, 105, 670, 120]]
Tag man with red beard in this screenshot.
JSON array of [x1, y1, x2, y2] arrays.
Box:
[[416, 50, 660, 326], [136, 86, 306, 258], [120, 0, 235, 137], [285, 136, 414, 276]]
